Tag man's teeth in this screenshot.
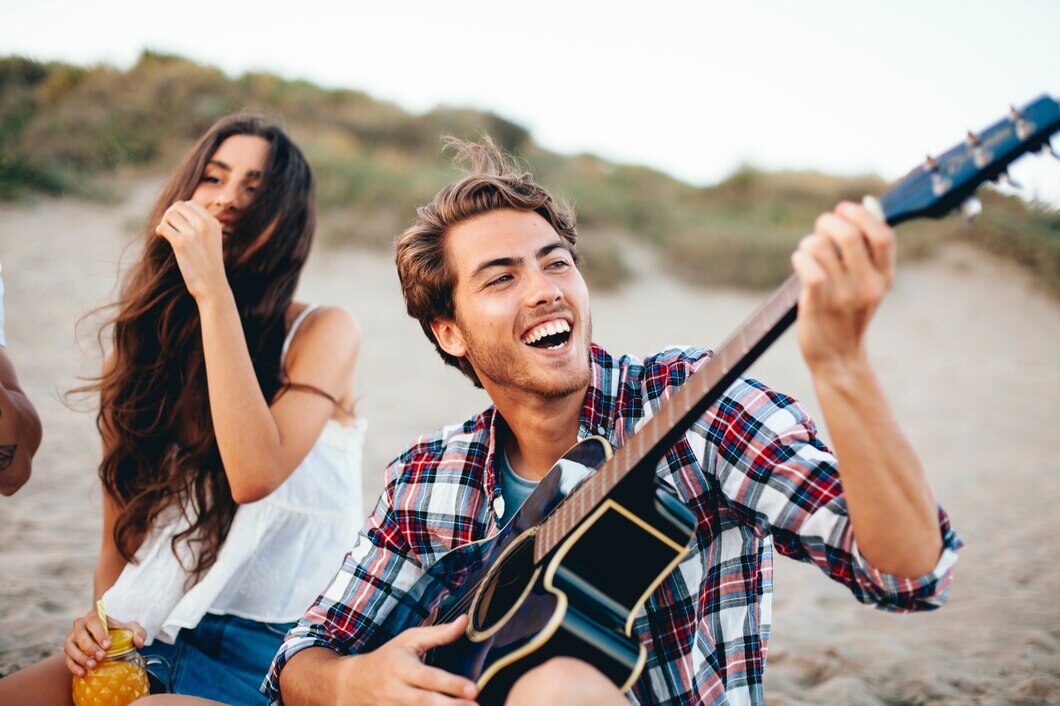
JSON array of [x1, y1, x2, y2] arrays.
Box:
[[522, 319, 571, 345]]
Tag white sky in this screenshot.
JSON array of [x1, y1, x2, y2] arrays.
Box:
[[3, 0, 1059, 204]]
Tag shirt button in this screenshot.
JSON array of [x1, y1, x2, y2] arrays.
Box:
[[493, 495, 505, 519]]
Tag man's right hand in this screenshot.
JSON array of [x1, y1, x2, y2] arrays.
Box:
[[336, 615, 479, 706]]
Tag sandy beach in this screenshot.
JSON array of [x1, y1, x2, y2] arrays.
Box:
[[0, 179, 1057, 704]]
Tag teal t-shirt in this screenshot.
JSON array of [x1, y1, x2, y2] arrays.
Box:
[[497, 446, 539, 519]]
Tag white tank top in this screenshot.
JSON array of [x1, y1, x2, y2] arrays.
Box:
[[104, 305, 366, 644]]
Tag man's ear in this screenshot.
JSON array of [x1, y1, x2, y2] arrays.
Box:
[[431, 318, 467, 359]]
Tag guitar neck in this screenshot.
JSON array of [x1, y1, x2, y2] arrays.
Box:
[[534, 274, 803, 562], [532, 93, 1058, 563]]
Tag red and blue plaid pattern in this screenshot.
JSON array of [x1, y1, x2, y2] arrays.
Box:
[[263, 344, 961, 705]]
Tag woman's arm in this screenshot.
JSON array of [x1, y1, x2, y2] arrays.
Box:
[[197, 295, 360, 503], [155, 201, 360, 504], [94, 489, 128, 600], [62, 387, 147, 679]]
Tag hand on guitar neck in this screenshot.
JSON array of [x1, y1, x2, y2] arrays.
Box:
[[791, 200, 895, 377]]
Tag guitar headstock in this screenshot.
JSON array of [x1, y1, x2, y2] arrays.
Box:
[[880, 94, 1059, 227]]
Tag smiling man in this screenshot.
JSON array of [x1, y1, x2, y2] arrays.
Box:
[[264, 138, 962, 706]]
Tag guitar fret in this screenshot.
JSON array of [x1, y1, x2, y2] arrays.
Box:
[[579, 476, 585, 517]]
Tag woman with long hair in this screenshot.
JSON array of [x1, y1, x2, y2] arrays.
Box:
[[0, 114, 366, 705]]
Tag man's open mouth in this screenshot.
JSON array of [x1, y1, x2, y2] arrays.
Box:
[[521, 318, 572, 350]]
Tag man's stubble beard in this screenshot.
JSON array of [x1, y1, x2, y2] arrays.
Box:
[[457, 313, 593, 401]]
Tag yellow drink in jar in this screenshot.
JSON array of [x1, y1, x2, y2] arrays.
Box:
[[71, 629, 151, 706]]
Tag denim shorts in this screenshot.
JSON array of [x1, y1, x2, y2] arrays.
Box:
[[139, 613, 296, 705]]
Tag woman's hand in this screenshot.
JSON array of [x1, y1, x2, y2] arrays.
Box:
[[155, 201, 230, 303], [63, 608, 146, 677]]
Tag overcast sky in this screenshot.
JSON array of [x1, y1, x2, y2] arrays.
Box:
[[3, 0, 1058, 204]]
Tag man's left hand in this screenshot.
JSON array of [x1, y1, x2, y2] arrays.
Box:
[[791, 201, 896, 374]]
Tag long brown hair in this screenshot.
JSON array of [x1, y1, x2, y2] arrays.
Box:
[[91, 114, 315, 584]]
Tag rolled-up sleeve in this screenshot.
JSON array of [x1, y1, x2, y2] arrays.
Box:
[[262, 462, 425, 705], [708, 376, 963, 612], [848, 509, 962, 610]]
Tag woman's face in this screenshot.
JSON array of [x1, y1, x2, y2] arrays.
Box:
[[191, 134, 270, 237]]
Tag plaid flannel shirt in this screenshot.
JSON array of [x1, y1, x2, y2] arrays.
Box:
[[263, 344, 961, 705]]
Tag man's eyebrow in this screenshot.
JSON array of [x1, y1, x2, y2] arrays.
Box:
[[470, 241, 571, 281], [537, 242, 569, 259], [471, 256, 521, 281], [206, 160, 262, 179]]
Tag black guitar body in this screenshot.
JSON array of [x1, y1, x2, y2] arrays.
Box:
[[379, 436, 696, 705]]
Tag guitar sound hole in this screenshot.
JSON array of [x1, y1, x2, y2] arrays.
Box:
[[471, 532, 537, 635]]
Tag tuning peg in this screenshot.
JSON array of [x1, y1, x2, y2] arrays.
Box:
[[1009, 105, 1034, 140], [966, 130, 991, 168], [960, 196, 983, 223], [924, 154, 951, 195], [998, 170, 1024, 190]]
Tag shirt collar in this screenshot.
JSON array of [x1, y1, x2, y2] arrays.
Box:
[[481, 343, 619, 507]]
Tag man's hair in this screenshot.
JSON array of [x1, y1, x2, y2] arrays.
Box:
[[396, 136, 580, 387]]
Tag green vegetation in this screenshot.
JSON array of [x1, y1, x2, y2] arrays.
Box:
[[2, 52, 1056, 294]]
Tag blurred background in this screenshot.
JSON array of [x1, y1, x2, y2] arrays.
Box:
[[0, 2, 1057, 703]]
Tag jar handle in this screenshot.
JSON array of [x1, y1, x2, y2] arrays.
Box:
[[144, 655, 174, 694]]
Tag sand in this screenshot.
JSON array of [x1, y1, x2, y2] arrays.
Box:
[[0, 179, 1057, 704]]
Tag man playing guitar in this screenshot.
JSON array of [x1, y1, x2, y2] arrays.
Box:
[[264, 138, 961, 706]]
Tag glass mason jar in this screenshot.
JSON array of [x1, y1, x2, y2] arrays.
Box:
[[71, 628, 171, 706]]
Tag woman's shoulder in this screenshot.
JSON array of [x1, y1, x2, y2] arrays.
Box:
[[285, 302, 361, 362]]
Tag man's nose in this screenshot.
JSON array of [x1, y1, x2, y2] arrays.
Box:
[[524, 268, 563, 307]]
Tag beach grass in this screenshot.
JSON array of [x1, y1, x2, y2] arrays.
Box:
[[2, 51, 1056, 295]]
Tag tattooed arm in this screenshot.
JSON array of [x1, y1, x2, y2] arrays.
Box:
[[0, 349, 42, 496]]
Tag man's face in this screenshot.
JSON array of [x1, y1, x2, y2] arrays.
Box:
[[434, 208, 592, 400]]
